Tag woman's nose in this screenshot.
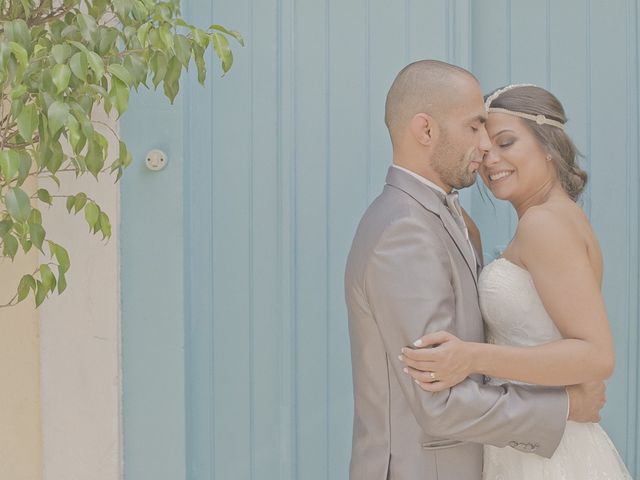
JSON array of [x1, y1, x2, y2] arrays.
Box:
[[482, 150, 500, 167]]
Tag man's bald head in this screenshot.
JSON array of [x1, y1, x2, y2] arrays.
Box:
[[384, 60, 478, 144]]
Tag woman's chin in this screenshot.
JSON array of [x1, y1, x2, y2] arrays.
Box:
[[487, 186, 511, 201]]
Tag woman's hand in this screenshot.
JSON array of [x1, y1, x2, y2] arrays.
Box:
[[399, 331, 476, 392]]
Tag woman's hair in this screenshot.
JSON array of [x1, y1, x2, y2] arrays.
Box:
[[485, 85, 587, 201]]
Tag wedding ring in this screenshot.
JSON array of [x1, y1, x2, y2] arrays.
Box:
[[428, 371, 436, 381]]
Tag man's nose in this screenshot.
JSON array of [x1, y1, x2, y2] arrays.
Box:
[[478, 127, 491, 152]]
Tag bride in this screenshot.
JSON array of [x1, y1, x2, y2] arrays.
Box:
[[400, 84, 632, 479]]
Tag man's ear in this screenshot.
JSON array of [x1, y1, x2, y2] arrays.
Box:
[[410, 113, 438, 146]]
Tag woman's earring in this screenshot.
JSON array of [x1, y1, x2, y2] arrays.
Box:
[[546, 154, 552, 162]]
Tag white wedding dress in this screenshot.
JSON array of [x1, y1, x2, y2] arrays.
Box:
[[479, 257, 632, 479]]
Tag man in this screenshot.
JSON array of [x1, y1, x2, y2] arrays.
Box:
[[344, 60, 604, 480]]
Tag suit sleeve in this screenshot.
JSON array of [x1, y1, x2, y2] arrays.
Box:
[[364, 215, 569, 458]]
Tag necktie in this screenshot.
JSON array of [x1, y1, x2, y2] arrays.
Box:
[[445, 191, 476, 265]]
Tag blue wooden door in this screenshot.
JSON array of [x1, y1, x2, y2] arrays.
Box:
[[120, 1, 639, 478]]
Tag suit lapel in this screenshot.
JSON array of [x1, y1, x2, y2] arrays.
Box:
[[385, 167, 479, 285]]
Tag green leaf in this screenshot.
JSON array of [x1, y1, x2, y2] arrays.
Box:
[[36, 188, 52, 205], [16, 151, 32, 186], [159, 24, 175, 53], [107, 63, 132, 87], [193, 45, 206, 85], [0, 219, 13, 236], [211, 32, 233, 74], [109, 77, 129, 116], [5, 19, 31, 51], [148, 28, 163, 51], [2, 233, 18, 258], [65, 113, 83, 152], [209, 24, 245, 46], [10, 97, 24, 120], [99, 211, 111, 238], [50, 242, 70, 274], [84, 202, 100, 229], [77, 13, 98, 43], [17, 274, 35, 302], [19, 237, 31, 254], [118, 140, 132, 168], [87, 51, 105, 79], [29, 208, 42, 225], [151, 51, 168, 88], [69, 52, 88, 82], [11, 84, 27, 100], [19, 0, 31, 20], [29, 222, 45, 251], [163, 57, 182, 103], [0, 150, 20, 181], [35, 280, 46, 307], [68, 40, 90, 56], [174, 34, 191, 67], [52, 44, 72, 64], [5, 187, 32, 222], [123, 54, 148, 87], [52, 64, 71, 93], [65, 195, 75, 213], [9, 41, 28, 69], [74, 193, 87, 213], [47, 142, 64, 174], [16, 103, 38, 141], [192, 28, 209, 49], [85, 140, 104, 177], [72, 109, 94, 138], [39, 264, 56, 294], [57, 269, 67, 294], [48, 101, 69, 136], [98, 28, 119, 55], [137, 22, 152, 46]]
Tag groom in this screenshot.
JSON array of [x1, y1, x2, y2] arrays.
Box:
[[344, 60, 605, 479]]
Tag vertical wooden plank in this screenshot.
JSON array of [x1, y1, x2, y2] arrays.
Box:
[[249, 0, 282, 477], [625, 1, 639, 475], [588, 0, 632, 460], [209, 1, 252, 479], [368, 0, 407, 198], [183, 0, 215, 476], [633, 6, 640, 477], [293, 0, 329, 478], [548, 0, 588, 202], [452, 0, 471, 69], [277, 0, 296, 476], [470, 0, 513, 261], [326, 1, 367, 478], [509, 0, 548, 85], [121, 93, 186, 479], [453, 0, 473, 208], [407, 0, 448, 62]]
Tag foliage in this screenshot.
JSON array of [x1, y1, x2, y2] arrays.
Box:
[[0, 0, 243, 307]]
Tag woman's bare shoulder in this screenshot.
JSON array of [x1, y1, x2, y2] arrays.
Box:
[[514, 203, 586, 266]]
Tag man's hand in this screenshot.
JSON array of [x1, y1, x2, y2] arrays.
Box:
[[567, 381, 606, 423]]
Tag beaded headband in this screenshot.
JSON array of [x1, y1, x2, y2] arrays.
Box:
[[484, 84, 566, 130]]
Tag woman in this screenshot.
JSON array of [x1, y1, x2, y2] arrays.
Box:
[[400, 84, 631, 478]]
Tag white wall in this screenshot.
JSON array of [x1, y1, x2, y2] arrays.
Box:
[[39, 105, 121, 480]]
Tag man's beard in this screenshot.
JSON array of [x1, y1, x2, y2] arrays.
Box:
[[432, 134, 477, 190]]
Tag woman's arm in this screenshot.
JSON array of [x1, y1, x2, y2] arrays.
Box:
[[400, 207, 615, 390]]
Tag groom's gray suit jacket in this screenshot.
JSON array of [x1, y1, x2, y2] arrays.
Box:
[[345, 167, 568, 480]]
